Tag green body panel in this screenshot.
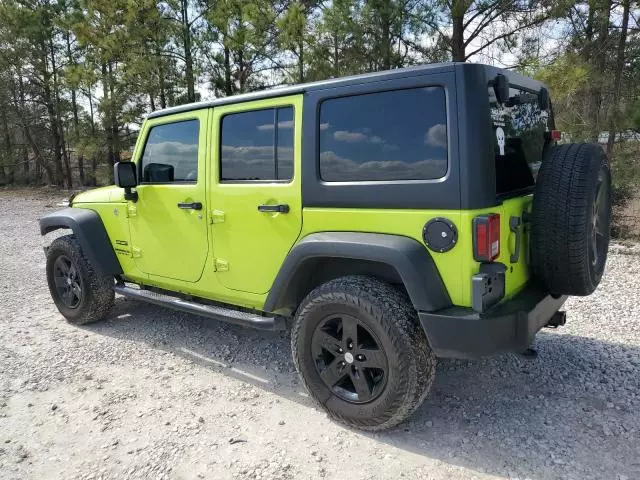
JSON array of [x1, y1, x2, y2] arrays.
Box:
[[209, 95, 304, 294], [69, 93, 533, 312], [73, 185, 124, 203], [128, 109, 210, 283], [300, 198, 531, 309], [72, 200, 139, 276]]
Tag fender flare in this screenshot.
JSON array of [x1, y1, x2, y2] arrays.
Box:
[[39, 208, 123, 276], [264, 232, 451, 314]]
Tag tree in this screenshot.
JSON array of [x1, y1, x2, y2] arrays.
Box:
[[429, 0, 556, 62]]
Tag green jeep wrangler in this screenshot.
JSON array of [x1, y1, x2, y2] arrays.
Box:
[[40, 63, 611, 431]]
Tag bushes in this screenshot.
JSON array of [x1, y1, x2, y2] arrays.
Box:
[[610, 143, 640, 239]]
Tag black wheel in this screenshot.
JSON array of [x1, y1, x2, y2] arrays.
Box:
[[291, 276, 436, 431], [46, 234, 115, 325], [531, 143, 612, 296]]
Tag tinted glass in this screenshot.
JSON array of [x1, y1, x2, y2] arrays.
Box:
[[319, 87, 448, 182], [489, 86, 549, 195], [277, 107, 294, 180], [220, 107, 294, 181], [140, 120, 199, 182]]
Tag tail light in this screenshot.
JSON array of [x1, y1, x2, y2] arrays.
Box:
[[473, 214, 500, 262]]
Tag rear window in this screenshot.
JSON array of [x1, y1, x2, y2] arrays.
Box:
[[319, 87, 448, 182], [489, 86, 549, 196]]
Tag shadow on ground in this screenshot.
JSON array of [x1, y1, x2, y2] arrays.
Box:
[[88, 297, 640, 480]]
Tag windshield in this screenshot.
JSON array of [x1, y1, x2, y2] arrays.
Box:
[[489, 85, 551, 196]]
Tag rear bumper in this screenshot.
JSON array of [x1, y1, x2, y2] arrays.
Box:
[[419, 285, 567, 359]]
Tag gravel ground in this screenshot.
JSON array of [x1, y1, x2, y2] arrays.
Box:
[[1, 187, 639, 480]]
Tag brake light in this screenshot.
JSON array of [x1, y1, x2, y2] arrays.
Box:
[[473, 214, 500, 262], [551, 130, 562, 141]]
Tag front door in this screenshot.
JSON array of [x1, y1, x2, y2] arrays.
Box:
[[129, 110, 209, 282], [210, 95, 303, 294]]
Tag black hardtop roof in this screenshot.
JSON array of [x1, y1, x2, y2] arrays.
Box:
[[147, 62, 541, 119]]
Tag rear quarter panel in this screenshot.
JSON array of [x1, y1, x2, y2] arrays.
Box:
[[302, 202, 531, 309]]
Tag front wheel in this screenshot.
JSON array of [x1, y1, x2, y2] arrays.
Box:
[[291, 276, 436, 431], [46, 234, 114, 325]]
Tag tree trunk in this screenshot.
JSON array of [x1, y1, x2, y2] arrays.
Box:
[[87, 88, 97, 186], [108, 62, 120, 169], [451, 8, 465, 61], [588, 0, 612, 141], [66, 32, 83, 185], [1, 108, 13, 184], [181, 0, 195, 102], [380, 1, 391, 70], [157, 46, 167, 109], [298, 39, 304, 83], [10, 73, 27, 183], [22, 122, 54, 184], [223, 45, 233, 96], [333, 32, 339, 77], [49, 37, 72, 189], [605, 0, 630, 157], [41, 41, 64, 186], [101, 62, 115, 181], [238, 49, 246, 93]]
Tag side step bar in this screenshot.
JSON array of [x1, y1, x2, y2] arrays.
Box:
[[113, 284, 285, 331]]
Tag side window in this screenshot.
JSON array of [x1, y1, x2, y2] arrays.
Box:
[[319, 87, 448, 182], [220, 107, 294, 182], [140, 120, 199, 183]]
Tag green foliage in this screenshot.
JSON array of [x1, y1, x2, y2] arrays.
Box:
[[0, 0, 638, 217]]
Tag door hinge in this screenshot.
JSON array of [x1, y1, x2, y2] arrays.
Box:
[[126, 204, 137, 217], [209, 210, 225, 224], [214, 258, 229, 272], [131, 247, 142, 258]]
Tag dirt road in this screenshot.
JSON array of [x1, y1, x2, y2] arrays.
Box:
[[1, 188, 639, 480]]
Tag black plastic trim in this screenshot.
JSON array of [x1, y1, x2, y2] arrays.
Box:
[[419, 284, 567, 359], [264, 232, 451, 314], [472, 262, 506, 312], [39, 208, 123, 276]]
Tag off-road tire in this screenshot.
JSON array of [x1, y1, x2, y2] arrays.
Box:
[[291, 275, 436, 431], [46, 234, 114, 325], [531, 143, 612, 296]]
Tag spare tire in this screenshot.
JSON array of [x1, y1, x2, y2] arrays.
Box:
[[530, 143, 611, 296]]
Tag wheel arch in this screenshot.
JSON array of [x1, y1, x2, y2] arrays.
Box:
[[40, 207, 123, 277], [264, 232, 451, 316]]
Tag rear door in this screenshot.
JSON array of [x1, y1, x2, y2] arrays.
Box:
[[209, 95, 303, 294], [128, 110, 209, 282]]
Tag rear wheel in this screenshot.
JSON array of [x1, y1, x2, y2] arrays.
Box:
[[46, 235, 114, 325], [291, 276, 436, 431]]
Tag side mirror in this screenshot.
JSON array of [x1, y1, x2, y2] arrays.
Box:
[[493, 74, 510, 105], [114, 162, 138, 201]]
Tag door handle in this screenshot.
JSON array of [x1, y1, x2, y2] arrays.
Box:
[[257, 204, 290, 214], [177, 202, 203, 210]]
